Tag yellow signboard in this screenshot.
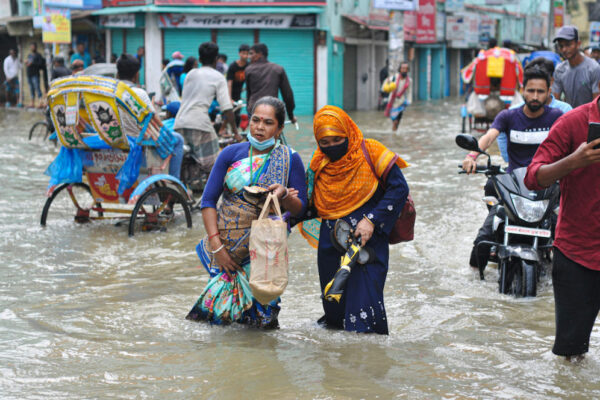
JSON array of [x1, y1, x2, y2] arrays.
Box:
[[42, 8, 71, 44]]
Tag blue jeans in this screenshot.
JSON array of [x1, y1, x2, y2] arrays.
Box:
[[27, 75, 42, 99], [169, 131, 184, 180]]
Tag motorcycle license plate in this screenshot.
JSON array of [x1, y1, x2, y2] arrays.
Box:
[[505, 225, 551, 238]]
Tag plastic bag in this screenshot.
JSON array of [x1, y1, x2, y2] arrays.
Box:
[[44, 147, 83, 189], [466, 92, 486, 117], [249, 193, 289, 305], [116, 141, 142, 195]]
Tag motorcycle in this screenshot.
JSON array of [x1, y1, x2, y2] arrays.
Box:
[[456, 134, 559, 297]]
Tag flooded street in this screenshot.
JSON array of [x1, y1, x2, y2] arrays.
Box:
[[1, 102, 599, 399]]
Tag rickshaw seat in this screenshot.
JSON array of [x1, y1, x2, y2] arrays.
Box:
[[47, 76, 153, 151]]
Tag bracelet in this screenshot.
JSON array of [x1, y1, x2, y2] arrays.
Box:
[[208, 232, 220, 240], [362, 214, 375, 227], [281, 187, 289, 200], [467, 153, 478, 160], [209, 243, 225, 254]]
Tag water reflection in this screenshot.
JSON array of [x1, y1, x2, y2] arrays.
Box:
[[0, 103, 599, 398]]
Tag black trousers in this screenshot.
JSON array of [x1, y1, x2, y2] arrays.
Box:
[[552, 247, 600, 356], [469, 179, 497, 268]]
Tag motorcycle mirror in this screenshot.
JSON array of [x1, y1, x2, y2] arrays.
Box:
[[455, 134, 483, 153]]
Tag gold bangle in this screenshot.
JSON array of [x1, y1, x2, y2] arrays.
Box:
[[362, 215, 375, 227]]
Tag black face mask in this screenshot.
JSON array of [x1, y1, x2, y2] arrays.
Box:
[[400, 72, 408, 78], [320, 138, 349, 162]]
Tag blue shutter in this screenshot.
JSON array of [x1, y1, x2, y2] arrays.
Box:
[[112, 29, 123, 59], [259, 29, 314, 116], [163, 29, 211, 61], [126, 29, 145, 85], [216, 29, 254, 66]]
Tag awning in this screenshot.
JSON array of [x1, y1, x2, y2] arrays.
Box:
[[342, 14, 388, 31], [93, 6, 324, 15]]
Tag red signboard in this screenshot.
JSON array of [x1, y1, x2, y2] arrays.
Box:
[[102, 0, 146, 7], [404, 0, 436, 43], [153, 0, 325, 5]]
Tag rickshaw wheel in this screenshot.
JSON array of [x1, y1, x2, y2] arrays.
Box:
[[40, 183, 103, 227], [128, 186, 192, 236], [29, 121, 47, 141]]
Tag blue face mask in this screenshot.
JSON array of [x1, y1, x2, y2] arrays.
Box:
[[248, 133, 276, 151]]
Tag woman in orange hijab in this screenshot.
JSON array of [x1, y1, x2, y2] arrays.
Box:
[[304, 105, 409, 335]]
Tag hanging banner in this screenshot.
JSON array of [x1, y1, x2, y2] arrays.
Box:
[[42, 8, 71, 44], [554, 0, 565, 28], [373, 0, 417, 10], [445, 12, 479, 48], [478, 15, 496, 45], [158, 14, 317, 29], [591, 21, 600, 46]]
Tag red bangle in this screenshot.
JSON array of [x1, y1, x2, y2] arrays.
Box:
[[467, 153, 478, 160], [208, 232, 220, 240]]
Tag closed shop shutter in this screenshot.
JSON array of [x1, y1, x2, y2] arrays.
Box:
[[216, 29, 254, 65], [112, 29, 123, 58], [163, 29, 211, 61], [126, 29, 145, 85], [259, 29, 314, 115]]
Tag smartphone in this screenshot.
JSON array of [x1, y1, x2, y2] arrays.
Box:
[[588, 122, 600, 149]]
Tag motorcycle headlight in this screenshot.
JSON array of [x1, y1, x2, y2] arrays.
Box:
[[510, 194, 549, 223]]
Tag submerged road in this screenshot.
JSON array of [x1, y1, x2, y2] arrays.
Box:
[[0, 102, 598, 399]]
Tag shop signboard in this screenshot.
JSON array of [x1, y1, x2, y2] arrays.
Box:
[[404, 0, 436, 43], [436, 12, 445, 43], [102, 0, 147, 6], [100, 14, 136, 28], [44, 0, 102, 9], [416, 0, 436, 43], [525, 15, 545, 44], [445, 0, 464, 12], [446, 12, 479, 48], [554, 0, 565, 28], [478, 15, 495, 45], [158, 14, 317, 29], [590, 21, 600, 47], [373, 0, 417, 10], [154, 0, 325, 5], [42, 7, 71, 44]]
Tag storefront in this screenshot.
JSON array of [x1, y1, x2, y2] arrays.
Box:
[[101, 13, 145, 84], [158, 13, 318, 115]]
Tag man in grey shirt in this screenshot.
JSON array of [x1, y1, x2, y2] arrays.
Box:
[[174, 42, 239, 173], [552, 26, 600, 108]]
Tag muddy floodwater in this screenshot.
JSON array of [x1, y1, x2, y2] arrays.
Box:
[[1, 103, 599, 399]]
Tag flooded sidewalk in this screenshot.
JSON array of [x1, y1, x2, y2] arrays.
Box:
[[0, 100, 598, 399]]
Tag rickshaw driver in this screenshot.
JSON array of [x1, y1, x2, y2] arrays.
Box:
[[116, 54, 184, 179]]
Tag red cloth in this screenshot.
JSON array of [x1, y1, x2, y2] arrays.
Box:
[[525, 97, 600, 270]]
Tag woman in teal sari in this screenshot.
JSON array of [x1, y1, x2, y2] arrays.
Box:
[[186, 96, 307, 328]]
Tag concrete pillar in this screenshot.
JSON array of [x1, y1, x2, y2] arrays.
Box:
[[356, 44, 370, 110], [105, 29, 112, 63], [144, 13, 161, 95], [316, 43, 328, 110]]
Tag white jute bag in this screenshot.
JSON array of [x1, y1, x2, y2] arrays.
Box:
[[249, 192, 289, 305]]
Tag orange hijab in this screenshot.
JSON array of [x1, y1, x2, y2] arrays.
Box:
[[309, 105, 408, 219]]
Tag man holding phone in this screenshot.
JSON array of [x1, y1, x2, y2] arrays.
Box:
[[525, 97, 600, 362]]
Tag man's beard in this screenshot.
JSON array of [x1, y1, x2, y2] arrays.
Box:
[[526, 100, 543, 112]]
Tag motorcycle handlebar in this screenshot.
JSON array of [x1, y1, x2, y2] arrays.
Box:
[[457, 164, 488, 173]]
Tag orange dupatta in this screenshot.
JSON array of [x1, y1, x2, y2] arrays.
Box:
[[308, 105, 408, 220]]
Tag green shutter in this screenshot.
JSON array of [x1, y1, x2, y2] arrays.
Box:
[[259, 29, 314, 116], [112, 29, 123, 59], [126, 29, 145, 85], [216, 29, 254, 67], [163, 29, 211, 61]]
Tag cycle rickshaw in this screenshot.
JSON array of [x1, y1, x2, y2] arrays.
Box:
[[41, 75, 192, 236], [461, 47, 524, 134]]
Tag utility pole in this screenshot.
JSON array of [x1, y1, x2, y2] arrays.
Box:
[[388, 10, 404, 74], [547, 0, 555, 48]]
